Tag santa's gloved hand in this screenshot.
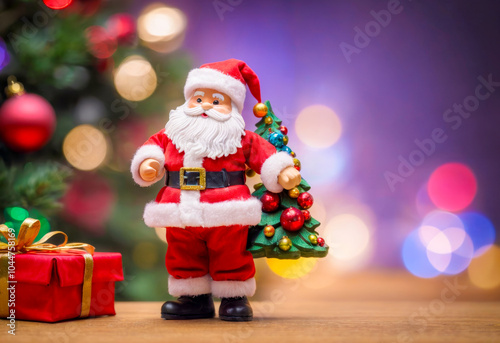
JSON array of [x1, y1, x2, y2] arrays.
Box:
[[278, 166, 301, 190], [139, 158, 164, 182]]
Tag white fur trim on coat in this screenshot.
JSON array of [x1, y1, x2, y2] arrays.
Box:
[[184, 68, 247, 112], [260, 152, 294, 193], [211, 278, 256, 298], [168, 275, 212, 297], [143, 197, 262, 228], [131, 145, 165, 187]]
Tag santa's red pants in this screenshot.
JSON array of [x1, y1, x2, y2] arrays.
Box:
[[165, 224, 256, 298]]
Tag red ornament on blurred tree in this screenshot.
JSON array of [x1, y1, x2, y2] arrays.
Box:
[[106, 14, 136, 45], [85, 26, 117, 59], [297, 192, 313, 209], [260, 191, 280, 213], [280, 207, 305, 232], [0, 77, 56, 152], [43, 0, 73, 10]]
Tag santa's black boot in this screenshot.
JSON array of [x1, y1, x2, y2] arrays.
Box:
[[219, 296, 253, 322], [161, 294, 215, 320]]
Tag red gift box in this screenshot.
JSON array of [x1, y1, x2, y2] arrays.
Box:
[[3, 251, 123, 322]]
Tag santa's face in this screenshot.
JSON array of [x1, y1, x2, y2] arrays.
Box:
[[187, 88, 232, 116], [164, 88, 246, 159]]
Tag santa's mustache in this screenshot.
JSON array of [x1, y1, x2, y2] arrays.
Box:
[[183, 105, 231, 122]]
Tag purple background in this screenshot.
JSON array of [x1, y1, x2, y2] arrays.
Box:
[[131, 0, 500, 267]]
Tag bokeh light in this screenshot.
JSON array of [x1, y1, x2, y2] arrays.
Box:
[[295, 105, 342, 148], [427, 163, 477, 212], [154, 227, 167, 244], [63, 124, 108, 171], [402, 228, 442, 278], [459, 212, 496, 257], [403, 211, 475, 277], [324, 214, 371, 262], [114, 55, 158, 101], [0, 38, 10, 71], [42, 0, 72, 10], [137, 3, 187, 53], [85, 26, 117, 59], [468, 245, 500, 289], [62, 173, 115, 233], [295, 143, 348, 187], [106, 13, 136, 45], [4, 207, 29, 222], [266, 257, 317, 279]]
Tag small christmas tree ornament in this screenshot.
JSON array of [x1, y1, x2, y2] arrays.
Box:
[[264, 116, 273, 125], [263, 225, 275, 238], [280, 207, 305, 232], [253, 102, 268, 117], [293, 158, 301, 170], [268, 131, 284, 148], [309, 234, 318, 245], [288, 187, 300, 198], [291, 151, 296, 157], [297, 192, 314, 209], [278, 236, 292, 251], [317, 237, 325, 247], [279, 125, 288, 135], [302, 210, 311, 221], [0, 76, 56, 152], [261, 191, 280, 213], [281, 146, 292, 154], [283, 136, 289, 145]]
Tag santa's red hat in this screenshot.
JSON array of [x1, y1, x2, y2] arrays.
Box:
[[184, 59, 261, 112]]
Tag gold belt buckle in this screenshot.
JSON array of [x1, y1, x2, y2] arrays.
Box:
[[179, 167, 206, 190]]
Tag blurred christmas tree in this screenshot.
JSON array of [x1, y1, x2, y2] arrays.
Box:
[[247, 101, 329, 259], [0, 0, 192, 300]]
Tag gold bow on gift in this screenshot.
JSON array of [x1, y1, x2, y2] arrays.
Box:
[[0, 218, 95, 318]]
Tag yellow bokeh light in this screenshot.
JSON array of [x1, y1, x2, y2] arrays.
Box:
[[295, 105, 342, 148], [154, 227, 167, 244], [132, 242, 159, 269], [468, 245, 500, 289], [63, 125, 108, 171], [324, 214, 370, 262], [114, 55, 157, 101], [137, 3, 187, 53], [266, 257, 317, 279]]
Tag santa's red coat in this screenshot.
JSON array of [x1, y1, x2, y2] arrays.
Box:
[[131, 129, 294, 228]]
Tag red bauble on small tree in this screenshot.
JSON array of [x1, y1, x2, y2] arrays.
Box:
[[260, 191, 280, 213], [280, 207, 305, 232]]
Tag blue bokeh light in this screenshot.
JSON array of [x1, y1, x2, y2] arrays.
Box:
[[0, 38, 10, 71], [459, 212, 496, 256], [402, 229, 441, 278]]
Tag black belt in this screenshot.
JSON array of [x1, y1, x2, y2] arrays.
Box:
[[166, 167, 245, 190]]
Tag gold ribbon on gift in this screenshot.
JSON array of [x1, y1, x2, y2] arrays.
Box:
[[0, 218, 95, 318]]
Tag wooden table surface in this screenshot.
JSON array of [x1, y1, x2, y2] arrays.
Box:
[[3, 301, 500, 343]]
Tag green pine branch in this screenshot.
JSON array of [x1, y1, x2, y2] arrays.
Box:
[[0, 160, 72, 217]]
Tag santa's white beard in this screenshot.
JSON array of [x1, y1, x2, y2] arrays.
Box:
[[164, 102, 246, 159]]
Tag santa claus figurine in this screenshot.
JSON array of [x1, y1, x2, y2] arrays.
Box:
[[131, 59, 300, 321]]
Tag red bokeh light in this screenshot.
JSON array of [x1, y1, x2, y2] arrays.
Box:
[[427, 163, 477, 212], [43, 0, 73, 10], [85, 26, 117, 59]]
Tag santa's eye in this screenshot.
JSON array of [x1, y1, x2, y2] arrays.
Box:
[[213, 100, 220, 105], [196, 98, 202, 103]]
